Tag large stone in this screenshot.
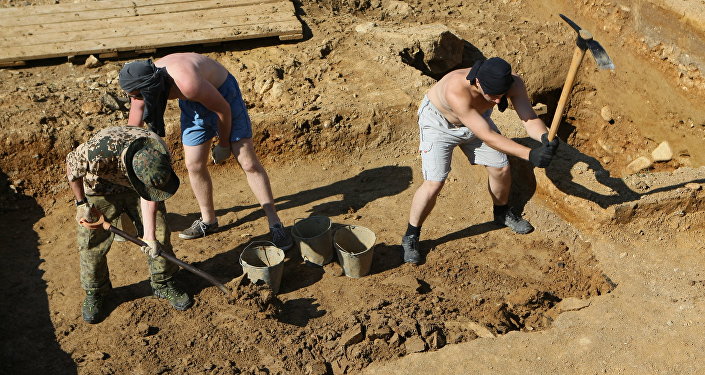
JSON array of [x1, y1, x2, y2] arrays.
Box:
[[626, 156, 653, 174], [600, 105, 613, 122], [652, 141, 673, 162], [358, 24, 463, 75], [404, 335, 427, 353], [340, 324, 364, 346]]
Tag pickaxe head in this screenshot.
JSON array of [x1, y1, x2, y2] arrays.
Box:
[[560, 14, 615, 70]]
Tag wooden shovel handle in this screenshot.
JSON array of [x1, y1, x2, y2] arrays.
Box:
[[80, 215, 230, 295], [548, 46, 587, 142]]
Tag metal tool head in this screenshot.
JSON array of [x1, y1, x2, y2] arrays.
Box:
[[560, 14, 615, 70]]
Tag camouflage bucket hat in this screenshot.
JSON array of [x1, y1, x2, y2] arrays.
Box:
[[124, 137, 179, 201]]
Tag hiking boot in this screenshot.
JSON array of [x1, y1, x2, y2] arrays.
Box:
[[270, 223, 293, 251], [82, 290, 105, 324], [401, 234, 421, 265], [494, 209, 534, 234], [153, 281, 193, 311], [179, 218, 219, 239]]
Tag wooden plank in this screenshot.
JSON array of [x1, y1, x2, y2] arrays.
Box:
[[0, 0, 290, 26], [0, 6, 295, 45], [2, 20, 302, 62], [0, 0, 302, 64], [0, 0, 284, 18]]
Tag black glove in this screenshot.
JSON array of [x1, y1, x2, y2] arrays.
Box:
[[541, 133, 559, 155], [529, 134, 559, 168]]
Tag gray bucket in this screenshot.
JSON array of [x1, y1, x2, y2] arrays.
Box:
[[292, 216, 333, 266], [333, 225, 376, 278], [239, 242, 285, 293]]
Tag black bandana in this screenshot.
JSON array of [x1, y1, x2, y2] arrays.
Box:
[[119, 60, 171, 137], [466, 57, 514, 112]]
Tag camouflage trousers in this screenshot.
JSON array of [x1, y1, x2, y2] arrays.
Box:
[[77, 191, 178, 293]]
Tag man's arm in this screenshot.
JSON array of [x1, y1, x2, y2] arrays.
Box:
[[507, 75, 549, 141], [127, 97, 146, 127], [447, 85, 532, 161], [140, 198, 159, 241]]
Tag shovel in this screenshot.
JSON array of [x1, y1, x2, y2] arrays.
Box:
[[80, 215, 230, 295], [548, 14, 615, 141]]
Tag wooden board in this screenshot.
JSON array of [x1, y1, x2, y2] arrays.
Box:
[[0, 0, 303, 66]]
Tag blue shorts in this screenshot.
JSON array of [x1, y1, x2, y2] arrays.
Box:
[[178, 74, 253, 146]]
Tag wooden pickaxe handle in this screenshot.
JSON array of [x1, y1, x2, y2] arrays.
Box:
[[548, 44, 587, 142], [80, 216, 230, 295]]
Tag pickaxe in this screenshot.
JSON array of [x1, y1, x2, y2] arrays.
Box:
[[547, 14, 615, 142]]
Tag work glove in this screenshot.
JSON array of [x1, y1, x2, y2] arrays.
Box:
[[211, 144, 231, 164], [75, 202, 100, 225], [140, 239, 162, 259], [528, 134, 560, 168]]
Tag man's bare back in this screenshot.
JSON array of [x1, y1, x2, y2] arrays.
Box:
[[427, 68, 492, 125], [155, 53, 228, 100]]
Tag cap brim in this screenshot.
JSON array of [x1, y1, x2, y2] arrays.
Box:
[[124, 137, 179, 201]]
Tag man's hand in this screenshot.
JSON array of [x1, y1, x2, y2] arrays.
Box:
[[211, 144, 231, 164], [541, 133, 559, 154], [75, 202, 100, 225], [140, 239, 162, 258], [529, 134, 560, 168]]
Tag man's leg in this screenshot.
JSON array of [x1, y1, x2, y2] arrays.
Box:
[[231, 138, 293, 250], [231, 138, 280, 226], [409, 180, 445, 227], [486, 165, 511, 205], [184, 143, 216, 223], [486, 165, 533, 234], [403, 179, 445, 265]]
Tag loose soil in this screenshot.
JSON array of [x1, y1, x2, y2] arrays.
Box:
[[1, 0, 704, 374]]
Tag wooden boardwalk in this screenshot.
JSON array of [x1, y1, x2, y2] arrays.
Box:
[[0, 0, 303, 67]]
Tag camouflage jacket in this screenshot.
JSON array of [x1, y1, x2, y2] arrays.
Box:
[[66, 126, 165, 196]]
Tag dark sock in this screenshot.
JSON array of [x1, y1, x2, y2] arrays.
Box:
[[406, 223, 421, 237], [494, 205, 509, 216]]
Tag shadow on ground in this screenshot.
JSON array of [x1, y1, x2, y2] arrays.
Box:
[[0, 171, 77, 375]]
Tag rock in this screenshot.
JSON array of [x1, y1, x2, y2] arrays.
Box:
[[626, 156, 652, 174], [427, 330, 445, 350], [383, 0, 411, 17], [404, 335, 426, 353], [685, 182, 702, 191], [652, 141, 673, 162], [136, 322, 151, 336], [340, 324, 364, 346], [600, 105, 613, 122], [102, 93, 123, 111], [533, 103, 547, 115], [367, 324, 393, 341], [367, 24, 463, 75], [84, 55, 101, 68], [81, 101, 103, 115], [305, 360, 328, 375], [444, 319, 496, 338], [355, 22, 376, 33], [557, 297, 591, 312]]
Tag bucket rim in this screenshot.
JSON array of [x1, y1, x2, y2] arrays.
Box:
[[333, 225, 376, 256], [239, 241, 285, 269], [292, 216, 332, 239]]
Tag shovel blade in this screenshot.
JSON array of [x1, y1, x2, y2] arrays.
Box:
[[587, 39, 615, 70]]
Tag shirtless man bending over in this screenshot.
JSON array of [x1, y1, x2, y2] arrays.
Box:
[[119, 53, 292, 250]]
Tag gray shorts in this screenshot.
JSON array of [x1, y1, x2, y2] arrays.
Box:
[[418, 96, 508, 181]]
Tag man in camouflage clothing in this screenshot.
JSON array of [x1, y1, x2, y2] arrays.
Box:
[[66, 126, 192, 324]]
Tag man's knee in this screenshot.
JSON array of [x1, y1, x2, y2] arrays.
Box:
[[421, 179, 445, 197], [487, 165, 510, 179], [184, 157, 208, 173], [236, 153, 263, 174]]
